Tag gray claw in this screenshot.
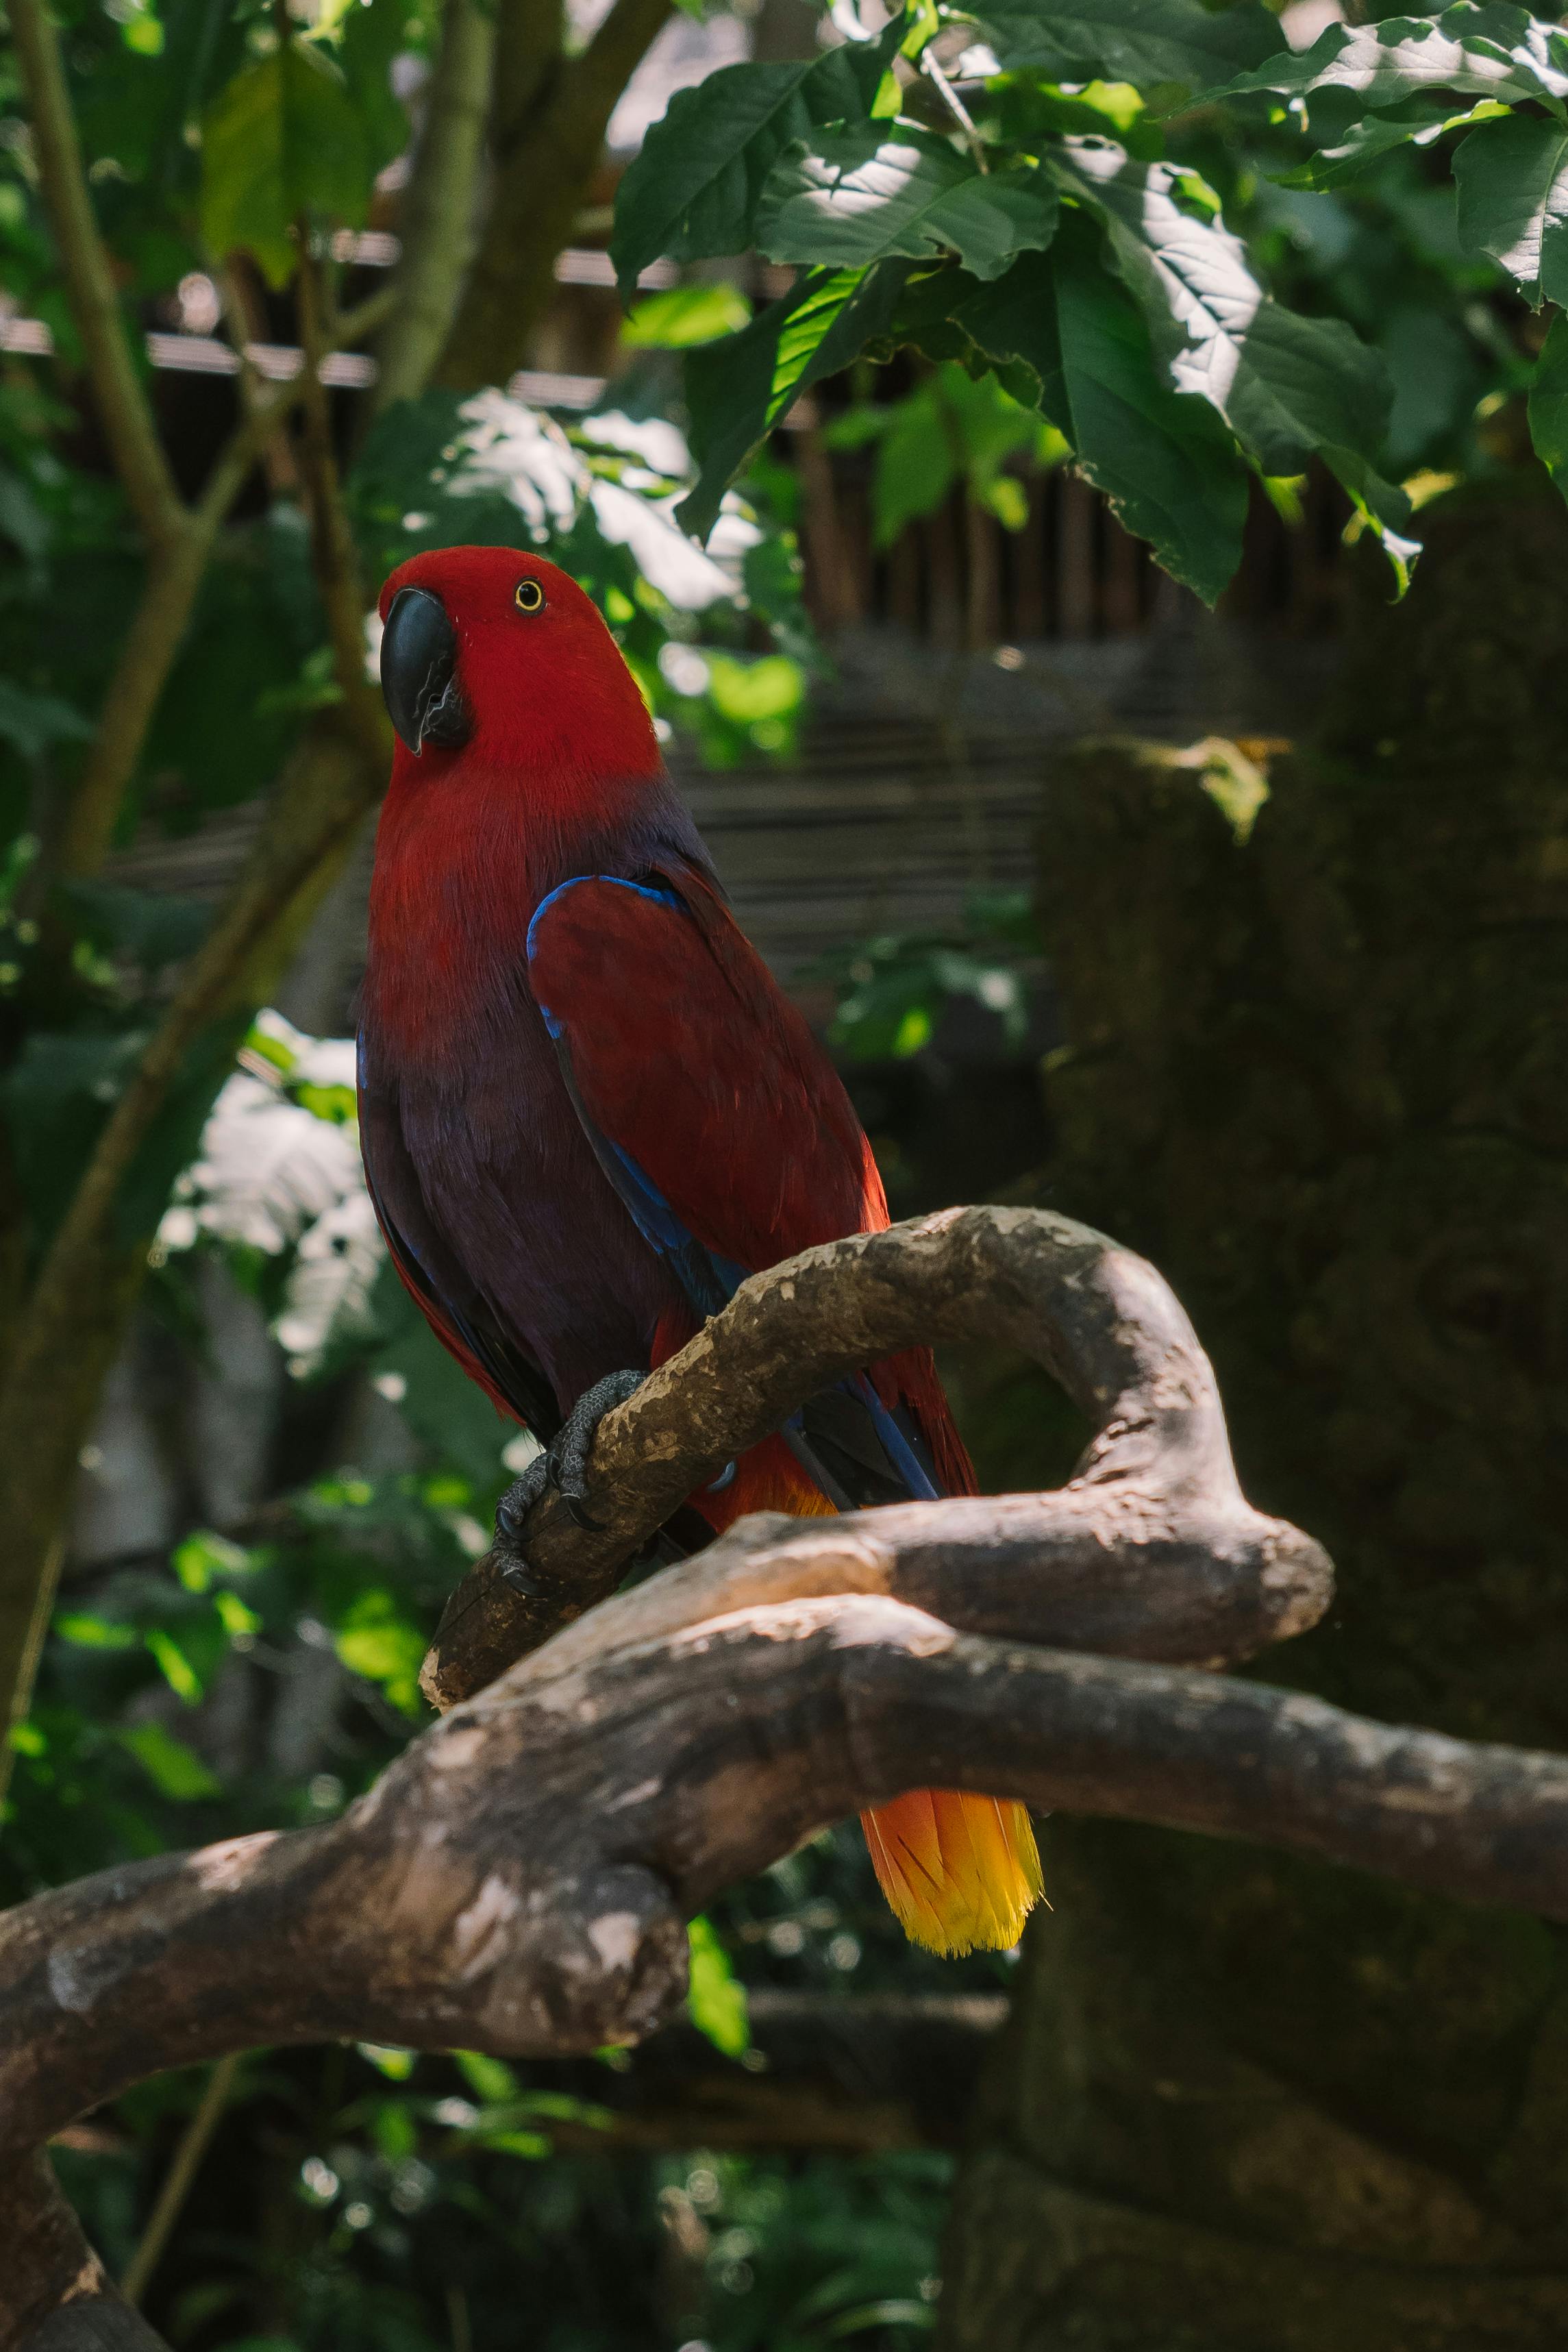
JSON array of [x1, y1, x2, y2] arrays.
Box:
[[493, 1370, 645, 1561]]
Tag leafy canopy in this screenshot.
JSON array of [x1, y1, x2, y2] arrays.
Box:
[[622, 0, 1568, 599]]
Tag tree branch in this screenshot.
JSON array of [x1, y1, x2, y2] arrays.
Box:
[[13, 1208, 1568, 2344], [0, 715, 383, 1746], [11, 1555, 1568, 2183], [295, 249, 395, 769], [49, 286, 396, 882], [421, 1205, 1330, 1706], [436, 0, 673, 391], [8, 0, 182, 552], [373, 0, 497, 412]]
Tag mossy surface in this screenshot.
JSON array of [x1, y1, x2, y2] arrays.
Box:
[[941, 491, 1568, 2349]]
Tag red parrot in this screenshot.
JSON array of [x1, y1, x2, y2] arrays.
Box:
[[358, 543, 1041, 1955]]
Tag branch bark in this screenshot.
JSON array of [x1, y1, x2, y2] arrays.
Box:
[[373, 0, 497, 412], [421, 1204, 1328, 1706], [8, 0, 182, 552], [12, 1207, 1568, 2347], [436, 0, 673, 391], [0, 714, 383, 1762]]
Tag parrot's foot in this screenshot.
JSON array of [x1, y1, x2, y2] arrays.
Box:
[[495, 1370, 646, 1594]]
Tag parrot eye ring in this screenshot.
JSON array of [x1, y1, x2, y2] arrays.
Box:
[[514, 578, 545, 614]]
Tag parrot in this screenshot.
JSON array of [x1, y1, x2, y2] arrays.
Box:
[[358, 542, 1042, 1956]]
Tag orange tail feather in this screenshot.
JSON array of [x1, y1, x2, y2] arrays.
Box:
[[693, 1435, 1045, 1955]]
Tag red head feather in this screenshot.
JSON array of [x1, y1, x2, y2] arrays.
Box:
[[367, 548, 670, 1063]]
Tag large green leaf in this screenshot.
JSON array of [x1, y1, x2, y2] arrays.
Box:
[[679, 263, 908, 540], [1051, 144, 1393, 475], [1216, 2, 1568, 115], [756, 125, 1057, 282], [609, 38, 893, 295], [958, 236, 1249, 604], [1454, 108, 1568, 301], [1051, 144, 1415, 579], [199, 40, 373, 288], [966, 0, 1280, 94], [335, 0, 412, 180], [1279, 98, 1510, 194], [1528, 306, 1568, 487]]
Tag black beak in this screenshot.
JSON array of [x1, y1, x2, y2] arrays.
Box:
[[380, 586, 471, 755]]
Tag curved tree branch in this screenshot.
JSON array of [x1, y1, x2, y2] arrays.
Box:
[[422, 1204, 1330, 1705], [11, 1206, 1568, 2348]]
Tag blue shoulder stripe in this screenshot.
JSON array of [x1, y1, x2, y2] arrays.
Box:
[[527, 874, 682, 1039], [525, 871, 747, 1320]]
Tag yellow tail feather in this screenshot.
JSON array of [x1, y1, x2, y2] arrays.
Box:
[[699, 1440, 1045, 1954], [862, 1790, 1043, 1955]]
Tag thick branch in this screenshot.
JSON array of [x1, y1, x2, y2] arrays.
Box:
[[436, 0, 673, 390], [373, 0, 497, 411], [12, 1587, 1568, 2191], [423, 1205, 1330, 1705], [8, 0, 182, 551]]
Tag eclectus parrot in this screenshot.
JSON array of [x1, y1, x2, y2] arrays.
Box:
[[359, 544, 1042, 1955]]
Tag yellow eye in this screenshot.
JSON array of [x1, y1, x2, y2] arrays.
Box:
[[514, 578, 545, 614]]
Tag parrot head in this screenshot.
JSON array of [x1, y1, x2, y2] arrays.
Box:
[[377, 545, 661, 793]]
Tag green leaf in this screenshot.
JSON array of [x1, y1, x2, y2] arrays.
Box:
[[333, 1589, 427, 1716], [610, 36, 895, 295], [1282, 98, 1509, 192], [145, 1626, 204, 1703], [957, 235, 1249, 604], [621, 282, 752, 348], [54, 1611, 139, 1651], [968, 0, 1281, 95], [199, 40, 373, 288], [757, 126, 1058, 283], [1324, 444, 1421, 595], [686, 1914, 750, 2058], [334, 0, 413, 179], [0, 680, 92, 761], [116, 1721, 222, 1800], [1217, 3, 1568, 115], [171, 1528, 253, 1592], [1051, 145, 1394, 478], [454, 2049, 519, 2103], [1454, 110, 1568, 301], [680, 262, 909, 541], [1528, 307, 1568, 490]]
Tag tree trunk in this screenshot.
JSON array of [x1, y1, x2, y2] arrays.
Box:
[[941, 486, 1568, 2349]]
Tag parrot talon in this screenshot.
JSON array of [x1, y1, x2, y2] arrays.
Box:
[[493, 1371, 645, 1567], [497, 1558, 543, 1599]]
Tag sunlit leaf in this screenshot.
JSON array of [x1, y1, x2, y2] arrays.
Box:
[[610, 36, 896, 293], [680, 263, 908, 539], [687, 1914, 750, 2057], [757, 127, 1058, 282], [621, 282, 752, 348], [1453, 109, 1568, 301]]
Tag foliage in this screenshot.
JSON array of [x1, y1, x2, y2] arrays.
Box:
[[620, 0, 1568, 598]]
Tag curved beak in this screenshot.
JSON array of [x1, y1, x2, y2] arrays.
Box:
[[380, 586, 472, 755]]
